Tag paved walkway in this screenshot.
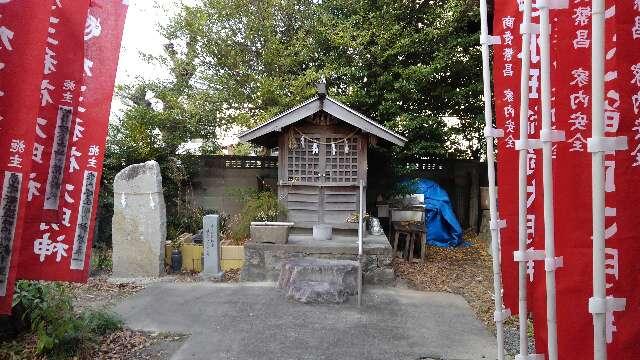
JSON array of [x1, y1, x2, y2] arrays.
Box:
[[113, 282, 497, 360]]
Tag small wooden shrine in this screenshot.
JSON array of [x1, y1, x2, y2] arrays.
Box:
[[239, 84, 406, 230]]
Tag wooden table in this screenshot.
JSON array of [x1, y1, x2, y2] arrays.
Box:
[[391, 222, 426, 263]]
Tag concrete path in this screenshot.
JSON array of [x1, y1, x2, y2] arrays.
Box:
[[113, 282, 497, 360]]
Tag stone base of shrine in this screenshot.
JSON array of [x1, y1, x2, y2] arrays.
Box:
[[240, 231, 394, 285]]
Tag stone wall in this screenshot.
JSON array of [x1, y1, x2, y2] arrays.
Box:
[[241, 243, 394, 285]]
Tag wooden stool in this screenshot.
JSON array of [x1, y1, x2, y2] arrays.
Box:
[[392, 223, 426, 263], [393, 230, 411, 259], [406, 229, 426, 263]]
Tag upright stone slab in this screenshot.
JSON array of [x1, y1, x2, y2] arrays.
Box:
[[112, 161, 166, 277], [202, 214, 223, 280]]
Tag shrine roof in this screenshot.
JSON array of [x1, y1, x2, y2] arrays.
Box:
[[238, 95, 407, 147]]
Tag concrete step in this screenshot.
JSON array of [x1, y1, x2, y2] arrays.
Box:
[[277, 258, 360, 304], [288, 227, 358, 236]]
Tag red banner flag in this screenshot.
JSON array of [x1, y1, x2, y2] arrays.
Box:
[[13, 0, 88, 282], [493, 0, 547, 319], [494, 0, 640, 357], [17, 0, 128, 282], [603, 0, 640, 355], [0, 1, 53, 315], [529, 0, 596, 355]]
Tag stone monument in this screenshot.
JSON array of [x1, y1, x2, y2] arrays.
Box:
[[201, 214, 224, 280], [112, 161, 166, 277]]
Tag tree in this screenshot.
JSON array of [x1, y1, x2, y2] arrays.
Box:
[[316, 0, 484, 159], [100, 0, 484, 244], [151, 0, 483, 159]]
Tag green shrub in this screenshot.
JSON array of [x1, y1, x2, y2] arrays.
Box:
[[230, 190, 286, 242], [90, 245, 113, 273], [167, 205, 229, 241], [13, 281, 79, 356], [12, 281, 123, 359], [80, 310, 123, 337]]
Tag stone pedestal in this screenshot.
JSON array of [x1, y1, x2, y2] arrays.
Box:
[[112, 161, 166, 277], [277, 258, 359, 304], [241, 233, 394, 285]]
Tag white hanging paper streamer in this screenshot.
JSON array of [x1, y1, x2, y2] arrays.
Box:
[[121, 193, 127, 208], [331, 143, 336, 155], [300, 137, 305, 148], [149, 193, 156, 209], [312, 143, 319, 154], [344, 139, 349, 154]]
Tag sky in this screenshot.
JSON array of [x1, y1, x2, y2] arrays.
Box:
[[112, 1, 241, 149], [111, 0, 183, 119]]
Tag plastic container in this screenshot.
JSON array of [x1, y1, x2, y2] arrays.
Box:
[[313, 224, 333, 241]]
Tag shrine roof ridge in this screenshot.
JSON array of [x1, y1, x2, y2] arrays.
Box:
[[238, 95, 407, 146]]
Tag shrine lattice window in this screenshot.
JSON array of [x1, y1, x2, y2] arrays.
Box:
[[325, 137, 359, 183], [287, 135, 321, 182]]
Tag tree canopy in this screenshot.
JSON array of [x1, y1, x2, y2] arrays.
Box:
[[115, 0, 483, 161], [99, 0, 484, 244]]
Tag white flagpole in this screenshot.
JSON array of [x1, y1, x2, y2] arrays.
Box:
[[478, 0, 509, 357], [357, 179, 364, 307], [536, 0, 567, 359], [587, 0, 629, 356], [516, 0, 535, 357], [590, 0, 607, 357], [358, 179, 364, 257]]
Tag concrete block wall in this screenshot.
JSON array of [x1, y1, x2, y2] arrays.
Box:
[[191, 156, 278, 217]]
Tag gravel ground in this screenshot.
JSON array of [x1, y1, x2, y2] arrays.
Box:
[[503, 322, 536, 356], [392, 232, 535, 357]]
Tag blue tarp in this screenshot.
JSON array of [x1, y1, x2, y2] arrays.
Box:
[[412, 179, 464, 248]]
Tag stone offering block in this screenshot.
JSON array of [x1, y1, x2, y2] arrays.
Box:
[[278, 258, 359, 304], [250, 222, 293, 244], [112, 161, 166, 277]]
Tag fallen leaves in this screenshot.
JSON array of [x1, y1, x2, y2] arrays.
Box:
[[224, 268, 240, 282], [93, 329, 150, 360], [0, 327, 188, 360], [170, 268, 240, 283], [70, 276, 145, 312]]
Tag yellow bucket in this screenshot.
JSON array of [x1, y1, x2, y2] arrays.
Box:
[[165, 244, 244, 272]]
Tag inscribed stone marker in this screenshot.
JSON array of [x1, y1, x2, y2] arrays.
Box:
[[202, 214, 223, 279]]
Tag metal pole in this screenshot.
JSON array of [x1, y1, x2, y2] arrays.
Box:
[[538, 1, 563, 358], [357, 179, 364, 307], [590, 0, 607, 357], [517, 0, 533, 357], [358, 179, 364, 257], [478, 0, 508, 357]]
